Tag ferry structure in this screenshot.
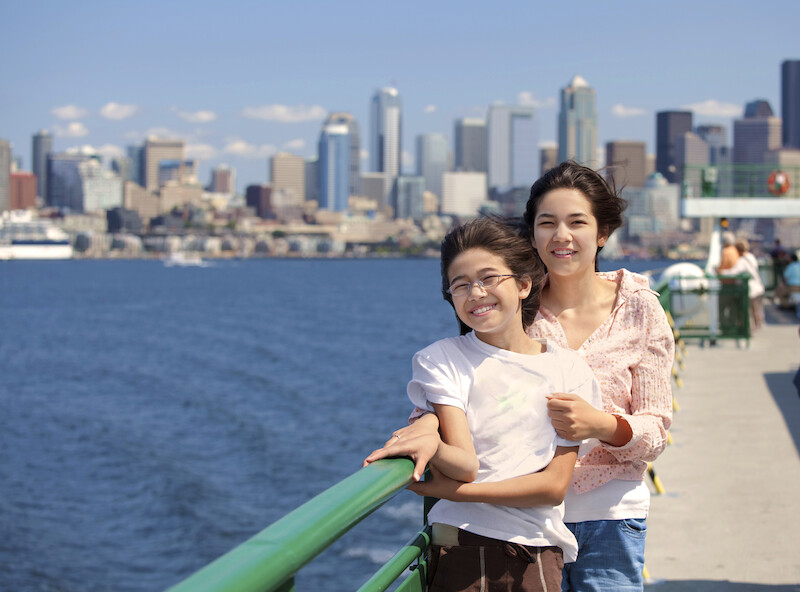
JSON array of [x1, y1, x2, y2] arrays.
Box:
[[0, 210, 73, 260]]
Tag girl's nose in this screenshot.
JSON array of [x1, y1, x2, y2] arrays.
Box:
[[553, 222, 571, 241]]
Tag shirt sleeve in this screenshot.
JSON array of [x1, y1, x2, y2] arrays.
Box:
[[407, 345, 467, 414], [599, 295, 674, 462]]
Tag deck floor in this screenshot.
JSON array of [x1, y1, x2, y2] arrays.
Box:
[[644, 303, 800, 591]]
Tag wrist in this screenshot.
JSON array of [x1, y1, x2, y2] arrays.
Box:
[[599, 413, 633, 447]]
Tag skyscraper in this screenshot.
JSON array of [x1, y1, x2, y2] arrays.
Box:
[[393, 175, 425, 222], [270, 152, 305, 207], [733, 100, 782, 164], [0, 138, 10, 212], [318, 123, 350, 212], [32, 130, 52, 202], [454, 118, 487, 172], [695, 124, 730, 165], [782, 60, 800, 149], [558, 75, 598, 165], [416, 133, 448, 199], [487, 104, 537, 190], [143, 138, 184, 191], [656, 111, 693, 183], [325, 112, 361, 196], [209, 164, 235, 194], [370, 87, 402, 182], [605, 141, 647, 188]]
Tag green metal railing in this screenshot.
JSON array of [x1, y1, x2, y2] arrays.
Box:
[[683, 163, 800, 199], [167, 457, 430, 592]]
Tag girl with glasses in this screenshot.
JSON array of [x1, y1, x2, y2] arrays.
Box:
[[365, 216, 602, 592]]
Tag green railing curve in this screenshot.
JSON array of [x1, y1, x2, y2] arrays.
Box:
[[167, 457, 430, 592]]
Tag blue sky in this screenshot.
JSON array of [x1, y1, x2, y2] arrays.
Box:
[[2, 0, 798, 193]]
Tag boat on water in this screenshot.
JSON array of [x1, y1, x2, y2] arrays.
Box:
[[163, 252, 207, 267], [0, 210, 73, 260]]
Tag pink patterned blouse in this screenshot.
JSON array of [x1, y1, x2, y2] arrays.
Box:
[[528, 269, 674, 493]]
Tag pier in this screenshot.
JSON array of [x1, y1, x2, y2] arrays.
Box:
[[645, 304, 800, 590]]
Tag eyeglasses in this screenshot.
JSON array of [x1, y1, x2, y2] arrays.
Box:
[[447, 274, 518, 297]]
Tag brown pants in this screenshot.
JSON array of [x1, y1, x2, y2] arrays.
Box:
[[427, 526, 564, 592]]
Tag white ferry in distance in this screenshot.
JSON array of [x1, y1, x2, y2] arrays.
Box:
[[0, 210, 73, 260]]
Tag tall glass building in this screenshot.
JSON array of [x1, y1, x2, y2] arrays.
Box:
[[656, 111, 693, 183], [487, 104, 537, 190], [370, 87, 402, 181], [318, 123, 350, 212], [558, 75, 597, 166], [454, 118, 487, 173], [782, 60, 800, 149], [415, 133, 448, 199], [32, 130, 52, 202], [325, 112, 361, 197]]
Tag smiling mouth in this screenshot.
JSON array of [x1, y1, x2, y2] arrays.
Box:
[[552, 249, 576, 257], [471, 304, 495, 315]]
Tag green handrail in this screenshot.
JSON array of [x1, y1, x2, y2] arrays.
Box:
[[167, 457, 417, 592]]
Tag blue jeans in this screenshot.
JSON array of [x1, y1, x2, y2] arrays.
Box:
[[561, 518, 647, 592]]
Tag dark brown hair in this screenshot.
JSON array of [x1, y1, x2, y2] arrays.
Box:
[[523, 161, 627, 271], [440, 216, 545, 335]]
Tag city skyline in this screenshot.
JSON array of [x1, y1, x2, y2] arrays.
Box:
[[1, 0, 799, 193]]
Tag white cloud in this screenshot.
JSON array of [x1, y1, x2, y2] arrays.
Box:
[[423, 104, 437, 114], [52, 104, 88, 120], [145, 127, 184, 140], [242, 104, 327, 123], [283, 138, 306, 152], [100, 102, 139, 120], [95, 144, 124, 161], [65, 144, 100, 156], [223, 140, 277, 159], [174, 108, 217, 123], [186, 143, 218, 160], [54, 122, 89, 138], [517, 91, 556, 109], [612, 104, 647, 118], [681, 99, 743, 118]]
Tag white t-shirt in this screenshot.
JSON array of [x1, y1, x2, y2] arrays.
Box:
[[407, 331, 603, 563]]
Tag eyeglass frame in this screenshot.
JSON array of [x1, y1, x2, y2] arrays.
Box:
[[446, 274, 519, 298]]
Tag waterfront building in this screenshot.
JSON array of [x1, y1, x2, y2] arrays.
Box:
[[454, 118, 487, 172], [48, 153, 122, 213], [558, 75, 598, 166], [370, 87, 402, 184], [416, 133, 448, 200], [325, 112, 361, 196], [158, 160, 198, 187], [10, 171, 37, 210], [318, 123, 350, 212], [695, 124, 730, 165], [32, 130, 52, 203], [540, 145, 558, 175], [209, 164, 235, 194], [441, 171, 487, 217], [271, 153, 305, 207], [127, 144, 144, 186], [393, 175, 425, 222], [143, 138, 184, 191], [487, 103, 537, 190], [656, 111, 693, 183], [360, 172, 391, 212], [0, 138, 10, 212], [783, 60, 800, 149], [622, 172, 680, 239], [304, 158, 319, 203], [245, 184, 274, 219], [675, 132, 709, 198], [605, 141, 646, 188], [733, 100, 782, 165]]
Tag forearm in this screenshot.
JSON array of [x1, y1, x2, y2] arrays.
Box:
[[431, 441, 479, 482], [592, 412, 633, 447]]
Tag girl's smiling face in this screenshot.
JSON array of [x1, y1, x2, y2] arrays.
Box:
[[531, 188, 607, 279], [446, 248, 532, 347]]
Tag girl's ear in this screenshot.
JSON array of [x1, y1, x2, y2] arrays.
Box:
[[518, 275, 533, 299]]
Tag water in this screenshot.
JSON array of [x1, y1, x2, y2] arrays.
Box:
[[0, 257, 664, 591]]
